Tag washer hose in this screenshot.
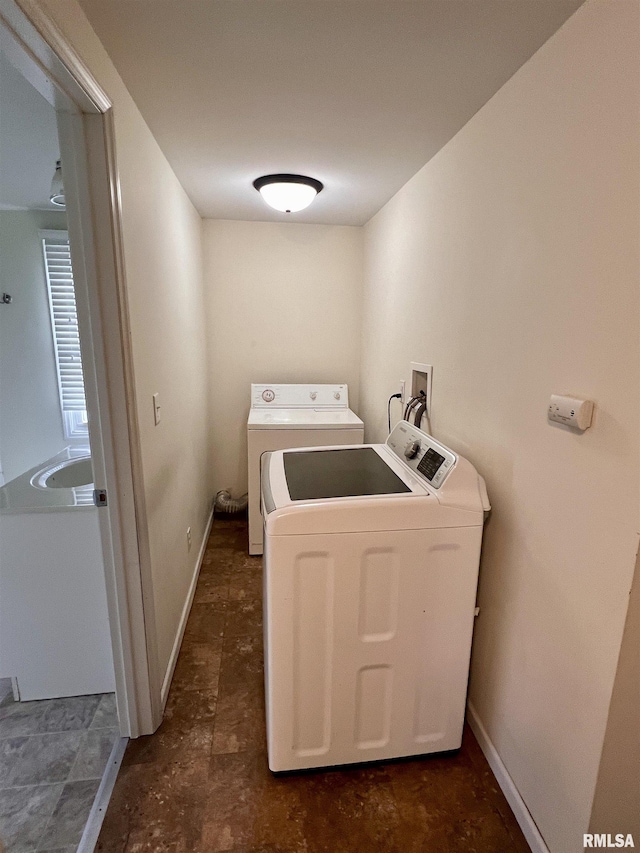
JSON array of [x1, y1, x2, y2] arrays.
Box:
[[214, 490, 248, 513]]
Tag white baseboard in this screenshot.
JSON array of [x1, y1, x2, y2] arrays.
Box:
[[467, 702, 549, 853], [160, 509, 214, 706]]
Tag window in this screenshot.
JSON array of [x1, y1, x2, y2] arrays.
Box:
[[41, 230, 88, 439]]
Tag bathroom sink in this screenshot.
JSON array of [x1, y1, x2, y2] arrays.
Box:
[[38, 457, 93, 489]]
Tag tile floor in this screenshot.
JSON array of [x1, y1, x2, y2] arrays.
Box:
[[0, 684, 119, 853], [96, 515, 530, 853]]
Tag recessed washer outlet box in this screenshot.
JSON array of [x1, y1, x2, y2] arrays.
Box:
[[409, 362, 433, 414]]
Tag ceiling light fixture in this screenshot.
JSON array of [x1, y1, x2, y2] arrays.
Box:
[[50, 160, 65, 207], [253, 173, 323, 214]]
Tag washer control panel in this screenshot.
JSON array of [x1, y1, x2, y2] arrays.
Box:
[[387, 421, 457, 489], [251, 384, 349, 409]]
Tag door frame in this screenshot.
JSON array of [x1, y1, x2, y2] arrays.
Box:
[[0, 0, 161, 736]]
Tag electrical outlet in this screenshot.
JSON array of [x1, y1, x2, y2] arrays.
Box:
[[399, 380, 405, 404], [186, 526, 192, 551]]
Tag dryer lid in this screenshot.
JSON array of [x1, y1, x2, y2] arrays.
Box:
[[247, 407, 364, 429]]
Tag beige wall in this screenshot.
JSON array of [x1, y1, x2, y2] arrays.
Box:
[[41, 0, 214, 685], [589, 553, 640, 839], [0, 210, 68, 483], [202, 219, 363, 497], [360, 2, 639, 851]]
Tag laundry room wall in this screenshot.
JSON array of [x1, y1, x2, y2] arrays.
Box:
[[358, 2, 639, 851], [202, 219, 363, 497], [40, 0, 214, 700]]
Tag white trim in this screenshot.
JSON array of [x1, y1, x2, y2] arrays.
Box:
[[76, 735, 128, 853], [467, 702, 548, 853], [160, 509, 215, 707], [68, 107, 161, 736], [8, 0, 110, 111]]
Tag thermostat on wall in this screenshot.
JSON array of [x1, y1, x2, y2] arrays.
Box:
[[548, 394, 594, 430]]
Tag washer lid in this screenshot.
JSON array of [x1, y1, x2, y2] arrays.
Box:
[[262, 440, 488, 535], [264, 443, 429, 509], [284, 447, 411, 500]]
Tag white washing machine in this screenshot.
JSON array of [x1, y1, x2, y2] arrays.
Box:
[[247, 384, 364, 555], [261, 420, 490, 772]]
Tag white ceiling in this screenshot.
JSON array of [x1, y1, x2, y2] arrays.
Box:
[[0, 51, 61, 211], [79, 0, 584, 226]]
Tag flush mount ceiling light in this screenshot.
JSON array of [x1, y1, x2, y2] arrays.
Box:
[[253, 174, 323, 214], [50, 160, 65, 207]]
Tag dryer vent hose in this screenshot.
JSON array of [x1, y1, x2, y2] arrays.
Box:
[[214, 490, 248, 514]]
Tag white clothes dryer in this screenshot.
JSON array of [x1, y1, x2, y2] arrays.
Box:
[[261, 420, 490, 772], [247, 384, 363, 555]]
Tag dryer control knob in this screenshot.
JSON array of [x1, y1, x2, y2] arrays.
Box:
[[404, 440, 421, 459], [310, 392, 317, 400], [334, 392, 341, 400], [262, 389, 275, 403]]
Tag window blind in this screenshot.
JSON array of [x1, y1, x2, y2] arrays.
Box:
[[42, 234, 87, 414]]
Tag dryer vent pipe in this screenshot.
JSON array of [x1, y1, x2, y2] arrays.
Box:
[[215, 490, 248, 514]]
